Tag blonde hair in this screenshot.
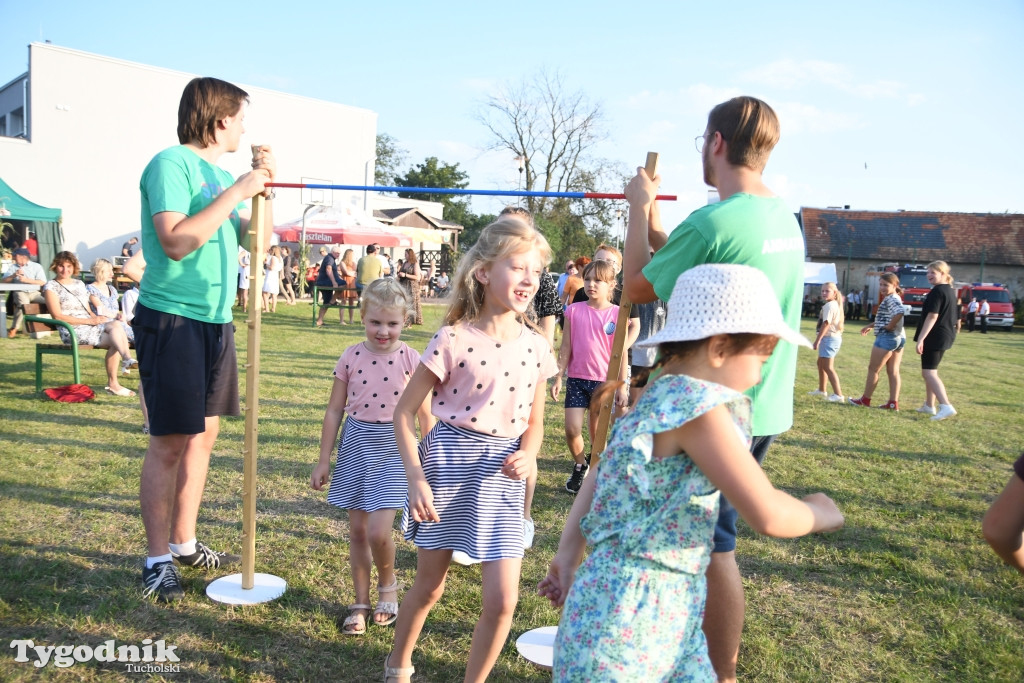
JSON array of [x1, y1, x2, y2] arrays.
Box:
[[927, 260, 953, 284], [360, 277, 412, 320], [91, 258, 113, 281], [594, 244, 622, 264], [444, 217, 551, 327], [821, 281, 845, 332], [498, 205, 534, 226], [582, 259, 616, 284]]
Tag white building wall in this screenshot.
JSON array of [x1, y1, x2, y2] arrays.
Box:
[[0, 43, 376, 266]]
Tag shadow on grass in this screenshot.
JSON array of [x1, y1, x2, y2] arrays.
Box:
[[0, 540, 542, 682]]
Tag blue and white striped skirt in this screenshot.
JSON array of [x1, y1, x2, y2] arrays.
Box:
[[326, 417, 406, 512], [402, 421, 525, 561]]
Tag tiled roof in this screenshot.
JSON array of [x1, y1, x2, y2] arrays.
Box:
[[374, 208, 415, 221], [800, 208, 1024, 266]]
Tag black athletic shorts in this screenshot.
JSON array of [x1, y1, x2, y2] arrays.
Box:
[[133, 303, 240, 436], [920, 347, 946, 371]]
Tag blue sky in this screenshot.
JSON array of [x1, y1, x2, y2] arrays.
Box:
[[3, 0, 1023, 230]]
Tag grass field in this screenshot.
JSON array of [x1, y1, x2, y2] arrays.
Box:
[[1, 301, 1021, 681]]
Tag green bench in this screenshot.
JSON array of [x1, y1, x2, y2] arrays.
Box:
[[22, 303, 131, 392]]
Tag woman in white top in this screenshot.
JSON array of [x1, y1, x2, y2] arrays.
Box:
[[262, 245, 283, 313], [809, 282, 845, 401]]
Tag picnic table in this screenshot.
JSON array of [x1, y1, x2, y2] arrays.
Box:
[[0, 282, 43, 336], [310, 284, 359, 327]]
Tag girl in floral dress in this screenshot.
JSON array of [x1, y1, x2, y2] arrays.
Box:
[[538, 264, 845, 682]]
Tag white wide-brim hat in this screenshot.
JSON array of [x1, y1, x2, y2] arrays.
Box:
[[637, 263, 811, 349]]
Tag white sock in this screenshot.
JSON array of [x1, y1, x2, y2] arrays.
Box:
[[169, 539, 197, 556], [146, 553, 172, 569]]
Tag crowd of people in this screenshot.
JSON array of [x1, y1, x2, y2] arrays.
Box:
[[8, 77, 1020, 683], [807, 260, 961, 420]]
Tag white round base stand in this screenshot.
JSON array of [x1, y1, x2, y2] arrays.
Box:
[[206, 573, 287, 605], [515, 626, 557, 671]]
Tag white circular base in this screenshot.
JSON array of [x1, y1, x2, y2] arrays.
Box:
[[515, 625, 557, 671], [206, 573, 287, 605]]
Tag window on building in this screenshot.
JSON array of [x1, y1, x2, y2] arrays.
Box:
[[9, 107, 24, 137]]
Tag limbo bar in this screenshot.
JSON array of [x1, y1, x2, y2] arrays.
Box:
[[266, 182, 677, 201]]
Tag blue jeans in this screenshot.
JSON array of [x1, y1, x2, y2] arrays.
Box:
[[874, 331, 905, 352], [713, 434, 777, 552]]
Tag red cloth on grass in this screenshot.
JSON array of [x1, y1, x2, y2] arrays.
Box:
[[43, 384, 95, 402]]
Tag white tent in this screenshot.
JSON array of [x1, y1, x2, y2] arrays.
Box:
[[804, 262, 838, 284]]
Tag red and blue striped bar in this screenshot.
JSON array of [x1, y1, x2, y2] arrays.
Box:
[[266, 182, 676, 201]]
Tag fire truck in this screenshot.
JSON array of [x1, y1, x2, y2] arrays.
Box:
[[864, 263, 931, 322], [958, 282, 1015, 330]]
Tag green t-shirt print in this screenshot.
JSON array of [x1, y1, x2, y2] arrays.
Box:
[[643, 194, 805, 436]]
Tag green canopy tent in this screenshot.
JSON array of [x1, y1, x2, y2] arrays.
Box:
[[0, 176, 63, 268]]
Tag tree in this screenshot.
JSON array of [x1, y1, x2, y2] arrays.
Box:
[[476, 69, 626, 265], [374, 133, 407, 187], [394, 157, 471, 223]]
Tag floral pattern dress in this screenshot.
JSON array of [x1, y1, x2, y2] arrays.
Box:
[[553, 374, 752, 683], [87, 282, 134, 343], [42, 279, 107, 346]]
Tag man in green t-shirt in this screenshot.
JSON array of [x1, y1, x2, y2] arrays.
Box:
[[136, 77, 276, 603], [355, 244, 384, 293], [623, 96, 805, 683]]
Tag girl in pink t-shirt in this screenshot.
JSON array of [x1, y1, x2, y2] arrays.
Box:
[[550, 260, 628, 494], [384, 218, 558, 683], [310, 278, 432, 637]]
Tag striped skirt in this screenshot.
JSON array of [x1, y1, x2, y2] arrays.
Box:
[[402, 421, 525, 561], [327, 418, 406, 512]]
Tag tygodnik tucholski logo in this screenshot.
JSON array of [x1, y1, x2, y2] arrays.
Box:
[[10, 638, 181, 673]]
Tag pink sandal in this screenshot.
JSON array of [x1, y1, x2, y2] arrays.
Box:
[[340, 604, 370, 636], [374, 579, 400, 626], [384, 653, 414, 682]]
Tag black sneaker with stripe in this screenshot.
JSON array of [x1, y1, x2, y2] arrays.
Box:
[[172, 542, 240, 569], [142, 561, 184, 602], [565, 463, 589, 494]]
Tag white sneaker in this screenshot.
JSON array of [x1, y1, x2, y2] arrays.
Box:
[[807, 390, 827, 397], [451, 550, 479, 566], [931, 404, 957, 421], [827, 394, 845, 402], [523, 518, 535, 549], [916, 404, 936, 415]]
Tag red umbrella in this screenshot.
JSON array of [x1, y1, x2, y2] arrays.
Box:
[[273, 205, 412, 247]]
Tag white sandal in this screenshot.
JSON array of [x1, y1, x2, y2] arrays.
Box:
[[374, 579, 400, 626], [384, 653, 414, 682], [340, 603, 370, 635]]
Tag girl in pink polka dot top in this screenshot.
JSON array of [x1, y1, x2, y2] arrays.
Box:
[[384, 217, 558, 683]]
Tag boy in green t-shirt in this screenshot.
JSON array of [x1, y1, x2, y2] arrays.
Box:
[[136, 76, 277, 603]]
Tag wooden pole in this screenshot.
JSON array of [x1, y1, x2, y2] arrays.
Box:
[[589, 152, 659, 467], [241, 176, 268, 590]]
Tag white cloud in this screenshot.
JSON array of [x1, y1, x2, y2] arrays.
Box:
[[621, 83, 740, 113], [772, 101, 865, 135], [741, 59, 907, 101]]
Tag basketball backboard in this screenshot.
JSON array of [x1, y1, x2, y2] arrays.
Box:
[[301, 177, 333, 207]]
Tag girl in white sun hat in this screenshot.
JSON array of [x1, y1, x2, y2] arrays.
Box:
[[539, 263, 844, 682]]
